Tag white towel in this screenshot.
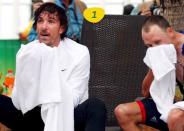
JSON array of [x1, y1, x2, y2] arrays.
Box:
[[144, 44, 176, 81], [143, 44, 177, 122], [12, 42, 63, 112], [12, 41, 74, 131], [172, 101, 184, 110]]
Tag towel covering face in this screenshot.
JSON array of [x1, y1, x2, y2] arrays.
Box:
[[143, 44, 177, 122]]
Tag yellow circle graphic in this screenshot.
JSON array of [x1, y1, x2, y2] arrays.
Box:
[[83, 7, 105, 23]]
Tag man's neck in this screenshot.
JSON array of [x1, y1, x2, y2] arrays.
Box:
[[173, 32, 184, 50], [49, 39, 61, 47], [177, 33, 184, 44], [54, 40, 61, 47]]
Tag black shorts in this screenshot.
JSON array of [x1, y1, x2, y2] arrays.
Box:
[[136, 98, 168, 131]]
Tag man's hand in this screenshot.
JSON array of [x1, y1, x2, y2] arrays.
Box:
[[33, 2, 43, 12]]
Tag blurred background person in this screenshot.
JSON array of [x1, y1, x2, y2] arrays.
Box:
[[54, 0, 86, 42], [26, 0, 44, 42], [130, 0, 160, 16], [123, 4, 134, 15]]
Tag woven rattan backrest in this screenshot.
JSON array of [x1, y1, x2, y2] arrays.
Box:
[[161, 0, 184, 31], [81, 15, 147, 126]]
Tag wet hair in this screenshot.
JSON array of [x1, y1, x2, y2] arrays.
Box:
[[142, 15, 171, 33], [33, 2, 68, 40]]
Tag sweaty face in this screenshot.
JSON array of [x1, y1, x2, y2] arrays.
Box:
[[36, 11, 64, 47], [142, 25, 172, 47]]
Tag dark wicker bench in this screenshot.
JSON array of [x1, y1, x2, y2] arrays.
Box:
[[81, 15, 148, 131]]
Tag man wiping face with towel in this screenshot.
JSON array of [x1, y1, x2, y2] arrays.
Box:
[[114, 15, 184, 131]]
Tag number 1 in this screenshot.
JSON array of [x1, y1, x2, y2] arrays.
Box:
[[92, 11, 96, 18]]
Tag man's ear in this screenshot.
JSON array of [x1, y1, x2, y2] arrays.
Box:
[[59, 26, 65, 34], [166, 27, 175, 38]]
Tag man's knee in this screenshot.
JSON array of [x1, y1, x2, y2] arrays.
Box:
[[114, 104, 127, 117], [168, 109, 184, 125], [114, 104, 131, 124]]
